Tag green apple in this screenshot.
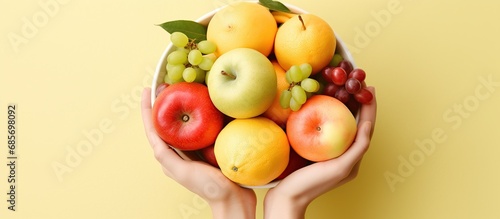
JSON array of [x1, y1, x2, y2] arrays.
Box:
[[207, 48, 276, 119]]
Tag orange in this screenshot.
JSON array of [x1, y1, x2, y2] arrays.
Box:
[[207, 2, 278, 57], [262, 60, 293, 128], [274, 14, 336, 74], [214, 117, 290, 186], [272, 11, 295, 24]]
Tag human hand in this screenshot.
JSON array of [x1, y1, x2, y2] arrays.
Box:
[[141, 87, 256, 219], [264, 87, 377, 219]]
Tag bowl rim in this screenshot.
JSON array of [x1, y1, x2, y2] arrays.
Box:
[[150, 1, 357, 189]]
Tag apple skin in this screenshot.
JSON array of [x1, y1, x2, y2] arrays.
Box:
[[207, 48, 277, 119], [199, 145, 219, 168], [274, 147, 310, 180], [286, 95, 357, 162], [152, 82, 224, 151]]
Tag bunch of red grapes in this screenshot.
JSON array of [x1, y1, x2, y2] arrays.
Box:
[[321, 60, 373, 114]]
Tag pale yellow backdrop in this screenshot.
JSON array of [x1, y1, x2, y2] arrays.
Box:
[[1, 0, 499, 218]]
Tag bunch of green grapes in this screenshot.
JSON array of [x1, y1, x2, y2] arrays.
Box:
[[279, 63, 321, 111], [164, 32, 217, 84]]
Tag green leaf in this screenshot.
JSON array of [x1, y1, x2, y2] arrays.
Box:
[[259, 0, 292, 13], [157, 20, 207, 43]]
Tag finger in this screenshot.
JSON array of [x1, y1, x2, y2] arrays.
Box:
[[141, 87, 157, 146], [141, 88, 188, 175], [141, 88, 170, 150], [337, 121, 372, 166], [329, 91, 376, 184], [161, 166, 174, 179], [334, 161, 361, 188], [357, 86, 377, 138]]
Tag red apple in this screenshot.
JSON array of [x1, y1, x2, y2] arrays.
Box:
[[275, 147, 310, 180], [286, 95, 357, 162], [199, 145, 219, 168], [152, 82, 224, 151]]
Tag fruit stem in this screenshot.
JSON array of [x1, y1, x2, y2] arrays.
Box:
[[298, 15, 306, 30], [288, 82, 299, 91], [221, 70, 236, 79], [182, 114, 190, 122], [187, 38, 197, 50]]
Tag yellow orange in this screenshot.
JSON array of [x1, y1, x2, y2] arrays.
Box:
[[214, 117, 290, 186], [272, 11, 295, 24], [207, 2, 278, 57], [262, 61, 293, 128], [274, 14, 336, 74]]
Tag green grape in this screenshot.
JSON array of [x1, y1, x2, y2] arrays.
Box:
[[193, 67, 206, 83], [198, 56, 214, 71], [301, 78, 320, 93], [197, 40, 217, 54], [289, 98, 302, 111], [285, 70, 293, 84], [205, 71, 211, 85], [168, 64, 185, 82], [171, 32, 189, 48], [167, 50, 188, 65], [188, 49, 203, 66], [166, 63, 175, 72], [289, 65, 303, 83], [329, 53, 344, 67], [176, 47, 190, 54], [170, 76, 185, 84], [279, 90, 292, 109], [299, 63, 312, 79], [163, 73, 172, 84], [183, 67, 197, 82], [291, 85, 307, 104]]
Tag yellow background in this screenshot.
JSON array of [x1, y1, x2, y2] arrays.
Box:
[[1, 0, 499, 218]]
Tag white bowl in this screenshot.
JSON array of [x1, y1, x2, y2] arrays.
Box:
[[151, 2, 356, 189]]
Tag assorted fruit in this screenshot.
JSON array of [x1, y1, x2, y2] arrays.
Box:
[[151, 1, 374, 186]]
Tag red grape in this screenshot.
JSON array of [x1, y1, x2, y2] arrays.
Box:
[[337, 60, 353, 74], [322, 65, 372, 106], [334, 87, 350, 103], [321, 66, 334, 82], [349, 68, 366, 82], [345, 78, 362, 94], [331, 67, 347, 86], [323, 83, 340, 97], [345, 98, 360, 116], [354, 88, 373, 104]]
